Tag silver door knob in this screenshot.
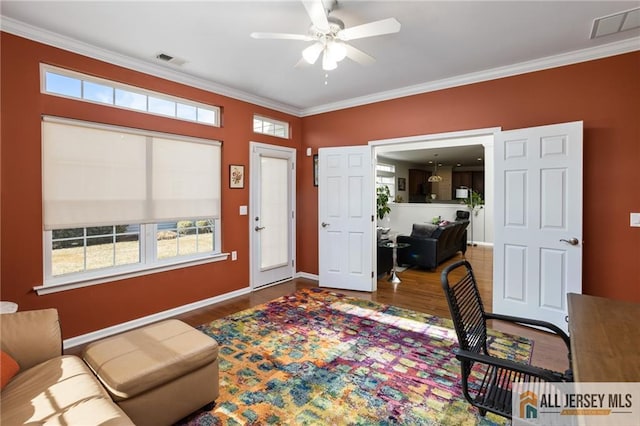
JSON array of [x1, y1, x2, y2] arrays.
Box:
[[560, 238, 579, 246], [255, 226, 265, 231], [321, 222, 330, 228]]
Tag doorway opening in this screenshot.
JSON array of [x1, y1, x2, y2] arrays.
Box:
[[371, 128, 497, 248]]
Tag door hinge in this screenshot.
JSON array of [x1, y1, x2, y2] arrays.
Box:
[[292, 259, 295, 267], [371, 215, 374, 222], [371, 271, 374, 278]]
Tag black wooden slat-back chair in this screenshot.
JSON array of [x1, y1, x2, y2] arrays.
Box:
[[440, 260, 573, 419]]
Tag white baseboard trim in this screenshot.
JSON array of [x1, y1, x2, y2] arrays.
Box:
[[296, 271, 319, 281], [469, 241, 494, 247], [63, 286, 251, 350]]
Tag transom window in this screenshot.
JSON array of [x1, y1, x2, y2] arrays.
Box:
[[42, 116, 222, 288], [41, 64, 220, 126], [253, 115, 289, 139]]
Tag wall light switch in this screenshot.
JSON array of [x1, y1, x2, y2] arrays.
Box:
[[239, 205, 248, 215], [631, 213, 640, 227], [231, 251, 237, 261]]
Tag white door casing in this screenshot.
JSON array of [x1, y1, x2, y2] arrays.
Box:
[[493, 121, 583, 333], [249, 142, 296, 289], [318, 146, 375, 292]]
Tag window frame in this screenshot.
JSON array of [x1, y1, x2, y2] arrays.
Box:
[[38, 116, 225, 295], [41, 220, 224, 294], [376, 162, 396, 199], [40, 64, 221, 127], [253, 115, 290, 139]]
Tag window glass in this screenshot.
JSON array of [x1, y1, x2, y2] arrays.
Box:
[[115, 229, 140, 266], [83, 81, 114, 104], [156, 219, 216, 259], [50, 224, 140, 277], [177, 103, 197, 121], [45, 72, 81, 98], [42, 65, 220, 127], [197, 108, 216, 124], [149, 96, 176, 117], [253, 115, 290, 139], [274, 124, 286, 137], [196, 219, 215, 254], [376, 162, 396, 199], [115, 88, 147, 111], [253, 118, 263, 132]]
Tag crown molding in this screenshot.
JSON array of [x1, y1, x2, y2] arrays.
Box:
[[300, 37, 640, 117], [0, 16, 302, 116], [2, 15, 638, 118]]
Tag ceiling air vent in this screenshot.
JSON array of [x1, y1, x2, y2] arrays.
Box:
[[590, 7, 640, 39], [154, 52, 187, 66]]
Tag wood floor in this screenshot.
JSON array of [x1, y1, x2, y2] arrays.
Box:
[[175, 245, 570, 373]]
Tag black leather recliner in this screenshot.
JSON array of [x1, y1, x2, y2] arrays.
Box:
[[397, 220, 469, 271], [377, 239, 394, 278], [456, 210, 470, 221]]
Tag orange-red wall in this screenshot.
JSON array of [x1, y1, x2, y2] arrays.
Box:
[[299, 51, 640, 303], [0, 33, 302, 338], [2, 32, 639, 340]]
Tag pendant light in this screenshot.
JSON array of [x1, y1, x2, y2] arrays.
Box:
[[428, 154, 443, 182]]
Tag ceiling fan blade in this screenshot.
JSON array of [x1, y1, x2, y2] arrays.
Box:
[[302, 0, 330, 32], [344, 44, 375, 65], [302, 42, 324, 65], [294, 57, 313, 68], [337, 18, 401, 41], [250, 32, 313, 41]]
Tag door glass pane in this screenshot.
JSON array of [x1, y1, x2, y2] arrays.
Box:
[[260, 156, 289, 270]]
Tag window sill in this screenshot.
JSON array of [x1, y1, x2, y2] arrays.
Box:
[[34, 252, 229, 295]]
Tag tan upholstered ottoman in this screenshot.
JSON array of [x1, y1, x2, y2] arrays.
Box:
[[83, 319, 219, 426]]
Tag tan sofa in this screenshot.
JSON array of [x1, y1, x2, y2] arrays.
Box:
[[1, 309, 134, 425]]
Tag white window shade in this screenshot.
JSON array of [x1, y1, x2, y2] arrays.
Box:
[[43, 121, 147, 229], [260, 156, 289, 269], [42, 118, 220, 230], [152, 138, 220, 221]]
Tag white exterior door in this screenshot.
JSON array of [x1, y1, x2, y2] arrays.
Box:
[[250, 143, 296, 289], [493, 121, 583, 333], [318, 146, 375, 292]]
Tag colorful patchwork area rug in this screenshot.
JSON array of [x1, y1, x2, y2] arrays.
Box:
[[179, 288, 532, 425]]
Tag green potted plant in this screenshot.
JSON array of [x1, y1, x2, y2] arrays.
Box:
[[465, 189, 484, 216], [376, 185, 391, 220]]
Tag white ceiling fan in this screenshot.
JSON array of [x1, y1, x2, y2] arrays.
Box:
[[250, 0, 401, 71]]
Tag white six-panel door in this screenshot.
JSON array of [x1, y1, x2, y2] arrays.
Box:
[[493, 121, 583, 333], [318, 146, 375, 292]]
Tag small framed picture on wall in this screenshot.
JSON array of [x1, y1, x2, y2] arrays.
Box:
[[229, 164, 244, 189], [398, 177, 406, 191]]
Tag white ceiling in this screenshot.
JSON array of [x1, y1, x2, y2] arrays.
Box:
[[2, 1, 639, 116]]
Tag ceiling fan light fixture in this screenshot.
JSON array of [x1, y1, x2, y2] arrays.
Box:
[[302, 42, 324, 64], [326, 40, 347, 62], [322, 49, 338, 71], [252, 0, 399, 71]]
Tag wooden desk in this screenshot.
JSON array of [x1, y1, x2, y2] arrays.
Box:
[[568, 293, 640, 382]]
